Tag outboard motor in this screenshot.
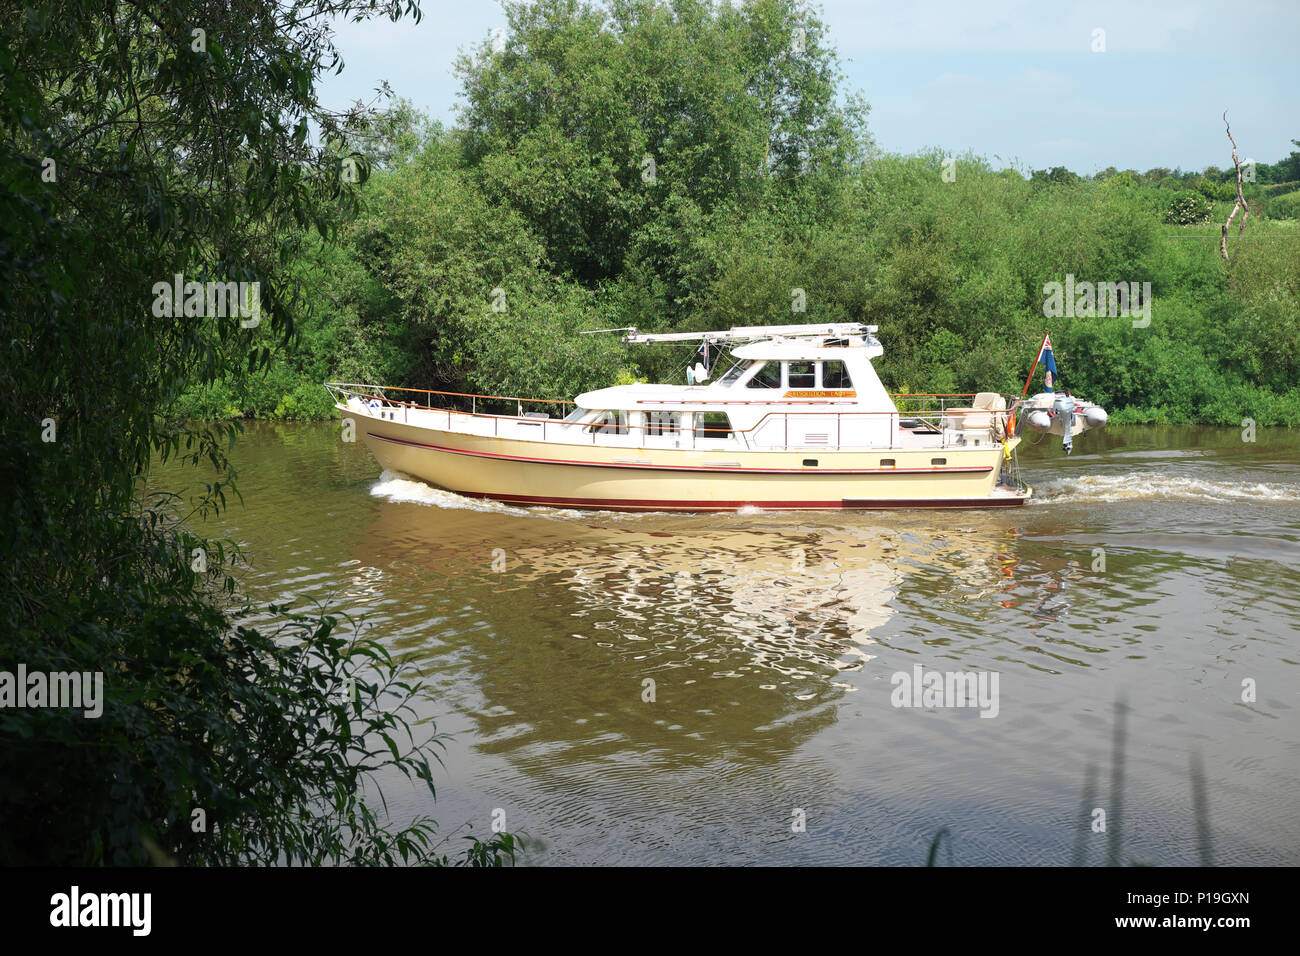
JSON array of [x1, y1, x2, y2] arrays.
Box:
[[1053, 393, 1076, 455]]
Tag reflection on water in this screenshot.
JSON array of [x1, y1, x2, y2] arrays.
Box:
[[164, 422, 1300, 865], [358, 490, 909, 682]]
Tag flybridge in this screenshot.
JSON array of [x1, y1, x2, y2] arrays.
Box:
[[602, 323, 880, 345], [583, 322, 885, 385], [586, 322, 886, 385]]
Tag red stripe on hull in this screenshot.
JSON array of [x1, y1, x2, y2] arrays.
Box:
[[456, 491, 1028, 512]]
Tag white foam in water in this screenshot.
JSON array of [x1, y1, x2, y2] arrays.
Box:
[[369, 471, 528, 514], [1033, 473, 1300, 504], [368, 471, 631, 520]]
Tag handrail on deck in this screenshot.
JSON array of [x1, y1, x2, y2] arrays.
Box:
[[327, 382, 995, 412], [326, 381, 572, 407], [325, 382, 1017, 448]]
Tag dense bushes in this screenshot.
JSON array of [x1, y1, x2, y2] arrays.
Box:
[[208, 143, 1300, 423], [1267, 191, 1300, 220]]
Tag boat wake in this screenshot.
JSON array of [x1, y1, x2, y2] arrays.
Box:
[[1033, 473, 1300, 504], [368, 471, 530, 515]]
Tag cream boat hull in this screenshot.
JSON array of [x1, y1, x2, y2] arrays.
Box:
[[346, 409, 1031, 512]]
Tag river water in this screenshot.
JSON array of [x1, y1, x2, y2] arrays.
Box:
[[174, 422, 1300, 865]]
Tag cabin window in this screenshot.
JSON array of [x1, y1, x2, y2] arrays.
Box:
[[931, 457, 947, 466], [746, 362, 781, 389], [562, 407, 588, 423], [822, 360, 853, 389], [787, 361, 815, 389], [588, 411, 627, 435], [695, 412, 733, 440], [646, 411, 681, 436], [880, 458, 896, 467]]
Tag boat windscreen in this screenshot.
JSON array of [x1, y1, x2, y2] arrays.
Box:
[[563, 406, 588, 422], [717, 360, 748, 386]]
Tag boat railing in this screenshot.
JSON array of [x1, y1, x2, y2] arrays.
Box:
[[325, 381, 574, 418], [325, 383, 1015, 451]]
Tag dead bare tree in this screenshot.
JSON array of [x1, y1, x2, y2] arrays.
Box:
[[1220, 111, 1249, 261]]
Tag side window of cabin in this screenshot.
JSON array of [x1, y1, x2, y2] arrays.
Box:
[[589, 411, 626, 435], [646, 411, 680, 436], [695, 412, 733, 440], [822, 360, 853, 389], [746, 362, 781, 389], [787, 361, 815, 389]]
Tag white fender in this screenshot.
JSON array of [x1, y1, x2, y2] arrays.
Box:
[[1083, 405, 1109, 429]]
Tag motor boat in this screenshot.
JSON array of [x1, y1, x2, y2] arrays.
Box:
[[326, 323, 1097, 512]]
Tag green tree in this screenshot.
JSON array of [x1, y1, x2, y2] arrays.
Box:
[[1274, 139, 1300, 183], [0, 0, 516, 865], [455, 0, 870, 306], [1031, 166, 1079, 187]]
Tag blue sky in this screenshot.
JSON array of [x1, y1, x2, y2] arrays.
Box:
[[317, 0, 1299, 174]]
